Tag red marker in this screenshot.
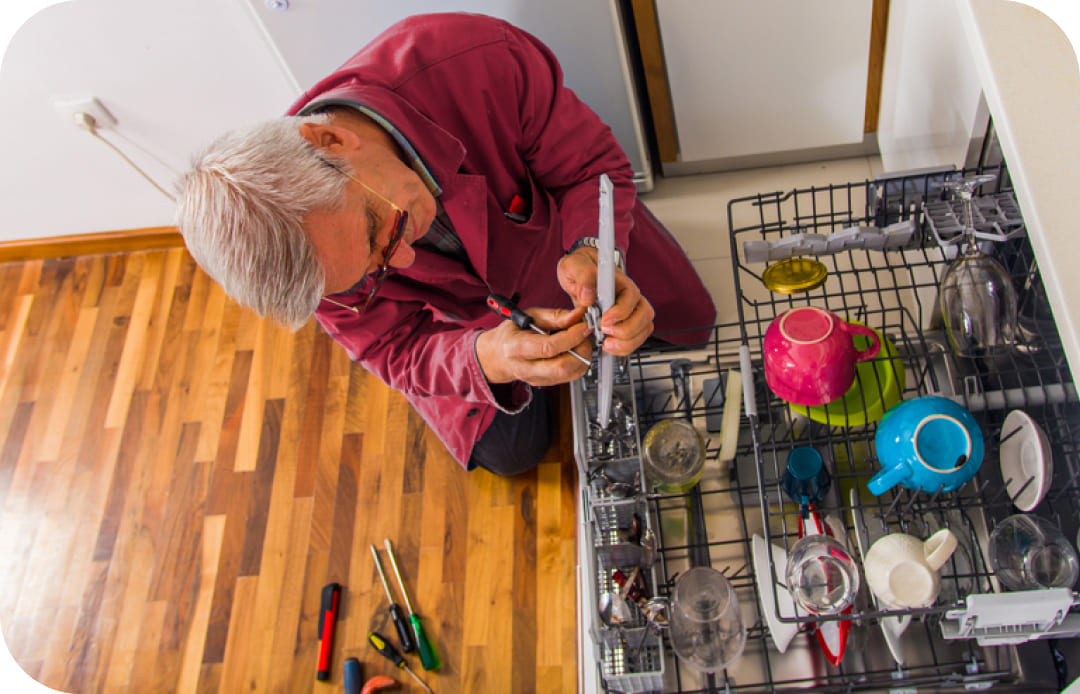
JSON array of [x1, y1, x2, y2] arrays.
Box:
[[316, 583, 342, 681]]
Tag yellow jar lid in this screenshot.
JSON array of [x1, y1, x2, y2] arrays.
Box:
[[762, 257, 828, 294]]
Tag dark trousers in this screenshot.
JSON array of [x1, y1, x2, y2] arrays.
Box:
[[469, 386, 553, 477]]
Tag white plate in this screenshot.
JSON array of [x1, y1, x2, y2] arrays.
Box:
[[848, 488, 909, 665], [999, 409, 1053, 512], [751, 534, 801, 653]]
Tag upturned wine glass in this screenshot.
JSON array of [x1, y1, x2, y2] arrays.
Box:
[[938, 174, 1018, 357], [669, 567, 746, 672]]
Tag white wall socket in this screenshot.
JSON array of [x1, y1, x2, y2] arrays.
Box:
[[51, 95, 118, 129]]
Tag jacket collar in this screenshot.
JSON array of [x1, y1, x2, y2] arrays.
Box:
[[291, 84, 489, 280], [292, 84, 467, 188]]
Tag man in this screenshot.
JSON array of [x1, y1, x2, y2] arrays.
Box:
[[177, 13, 716, 475]]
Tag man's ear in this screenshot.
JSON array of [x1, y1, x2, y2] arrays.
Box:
[[298, 121, 362, 154]]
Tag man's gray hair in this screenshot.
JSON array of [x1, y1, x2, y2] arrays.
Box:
[[176, 115, 346, 330]]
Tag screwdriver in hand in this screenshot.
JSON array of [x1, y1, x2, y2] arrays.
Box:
[[370, 544, 415, 653], [368, 632, 434, 694], [486, 293, 591, 366]]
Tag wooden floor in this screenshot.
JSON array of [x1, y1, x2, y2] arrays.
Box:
[[0, 249, 579, 693]]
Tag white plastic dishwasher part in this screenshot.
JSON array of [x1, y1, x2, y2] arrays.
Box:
[[595, 174, 616, 431], [940, 589, 1080, 645]]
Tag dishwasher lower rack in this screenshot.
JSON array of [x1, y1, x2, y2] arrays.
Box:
[[572, 165, 1080, 693], [575, 337, 1035, 694]]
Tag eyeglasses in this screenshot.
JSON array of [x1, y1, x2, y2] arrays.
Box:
[[318, 162, 409, 315]]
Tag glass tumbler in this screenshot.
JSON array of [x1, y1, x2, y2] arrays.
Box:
[[785, 533, 860, 614], [642, 419, 705, 493], [988, 514, 1079, 590], [669, 567, 747, 672]]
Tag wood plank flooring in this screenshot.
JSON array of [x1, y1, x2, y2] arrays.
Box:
[[0, 249, 578, 693]]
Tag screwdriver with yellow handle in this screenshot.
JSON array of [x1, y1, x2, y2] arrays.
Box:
[[370, 544, 415, 653], [384, 539, 441, 671], [367, 632, 434, 694]]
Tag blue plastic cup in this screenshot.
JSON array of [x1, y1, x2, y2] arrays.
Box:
[[782, 447, 831, 507]]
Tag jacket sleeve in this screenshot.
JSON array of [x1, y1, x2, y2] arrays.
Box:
[[502, 23, 638, 255], [315, 298, 532, 412], [311, 17, 634, 412]]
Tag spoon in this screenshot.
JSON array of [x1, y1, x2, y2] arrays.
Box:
[[593, 470, 638, 499], [629, 596, 669, 654], [598, 591, 633, 627], [637, 529, 658, 568]]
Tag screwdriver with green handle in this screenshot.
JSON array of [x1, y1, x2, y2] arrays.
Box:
[[383, 538, 441, 671], [367, 632, 434, 694]]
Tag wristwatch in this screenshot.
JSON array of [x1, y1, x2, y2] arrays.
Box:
[[566, 236, 625, 270]]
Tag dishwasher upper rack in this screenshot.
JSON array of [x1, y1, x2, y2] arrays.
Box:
[[725, 162, 1080, 548], [574, 166, 1076, 692], [724, 165, 1080, 641]]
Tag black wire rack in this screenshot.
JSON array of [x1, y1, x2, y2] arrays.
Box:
[[725, 163, 1079, 579], [578, 164, 1079, 693]]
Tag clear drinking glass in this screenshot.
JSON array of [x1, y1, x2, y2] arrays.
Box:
[[938, 174, 1018, 357], [642, 420, 705, 493], [785, 533, 860, 614], [988, 514, 1079, 590], [668, 567, 746, 672]]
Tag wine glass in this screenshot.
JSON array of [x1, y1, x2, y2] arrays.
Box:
[[938, 174, 1018, 357], [668, 567, 746, 672]]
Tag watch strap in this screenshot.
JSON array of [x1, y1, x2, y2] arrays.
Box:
[[567, 237, 625, 270]]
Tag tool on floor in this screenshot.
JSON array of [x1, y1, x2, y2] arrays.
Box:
[[383, 539, 441, 671], [486, 293, 592, 366], [368, 632, 434, 694], [361, 674, 398, 694], [316, 582, 341, 681], [343, 657, 362, 694], [371, 544, 415, 653], [360, 673, 399, 694]]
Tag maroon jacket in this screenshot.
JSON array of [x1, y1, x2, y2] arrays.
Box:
[[288, 13, 715, 466]]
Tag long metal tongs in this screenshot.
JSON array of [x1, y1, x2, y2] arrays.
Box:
[[592, 174, 617, 431]]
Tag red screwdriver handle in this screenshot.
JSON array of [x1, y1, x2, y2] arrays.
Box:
[[487, 293, 534, 331]]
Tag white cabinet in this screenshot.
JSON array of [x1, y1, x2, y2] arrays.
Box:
[[876, 0, 987, 172], [244, 0, 656, 189], [654, 0, 875, 174]]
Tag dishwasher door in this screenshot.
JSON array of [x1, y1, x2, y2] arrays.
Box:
[[573, 165, 1079, 693]]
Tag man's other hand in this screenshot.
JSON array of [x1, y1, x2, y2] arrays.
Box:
[[557, 246, 655, 355]]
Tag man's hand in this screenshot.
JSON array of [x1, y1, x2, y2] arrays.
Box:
[[557, 245, 655, 355], [476, 305, 593, 385]]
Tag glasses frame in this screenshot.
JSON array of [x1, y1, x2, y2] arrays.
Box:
[[318, 160, 409, 315]]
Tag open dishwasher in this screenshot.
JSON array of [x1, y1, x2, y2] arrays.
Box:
[[572, 164, 1080, 693]]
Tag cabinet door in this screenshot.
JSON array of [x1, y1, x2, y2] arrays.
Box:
[[653, 0, 874, 170], [876, 0, 987, 171], [244, 0, 654, 187]]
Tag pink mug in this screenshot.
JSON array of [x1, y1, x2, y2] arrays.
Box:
[[763, 307, 881, 406]]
